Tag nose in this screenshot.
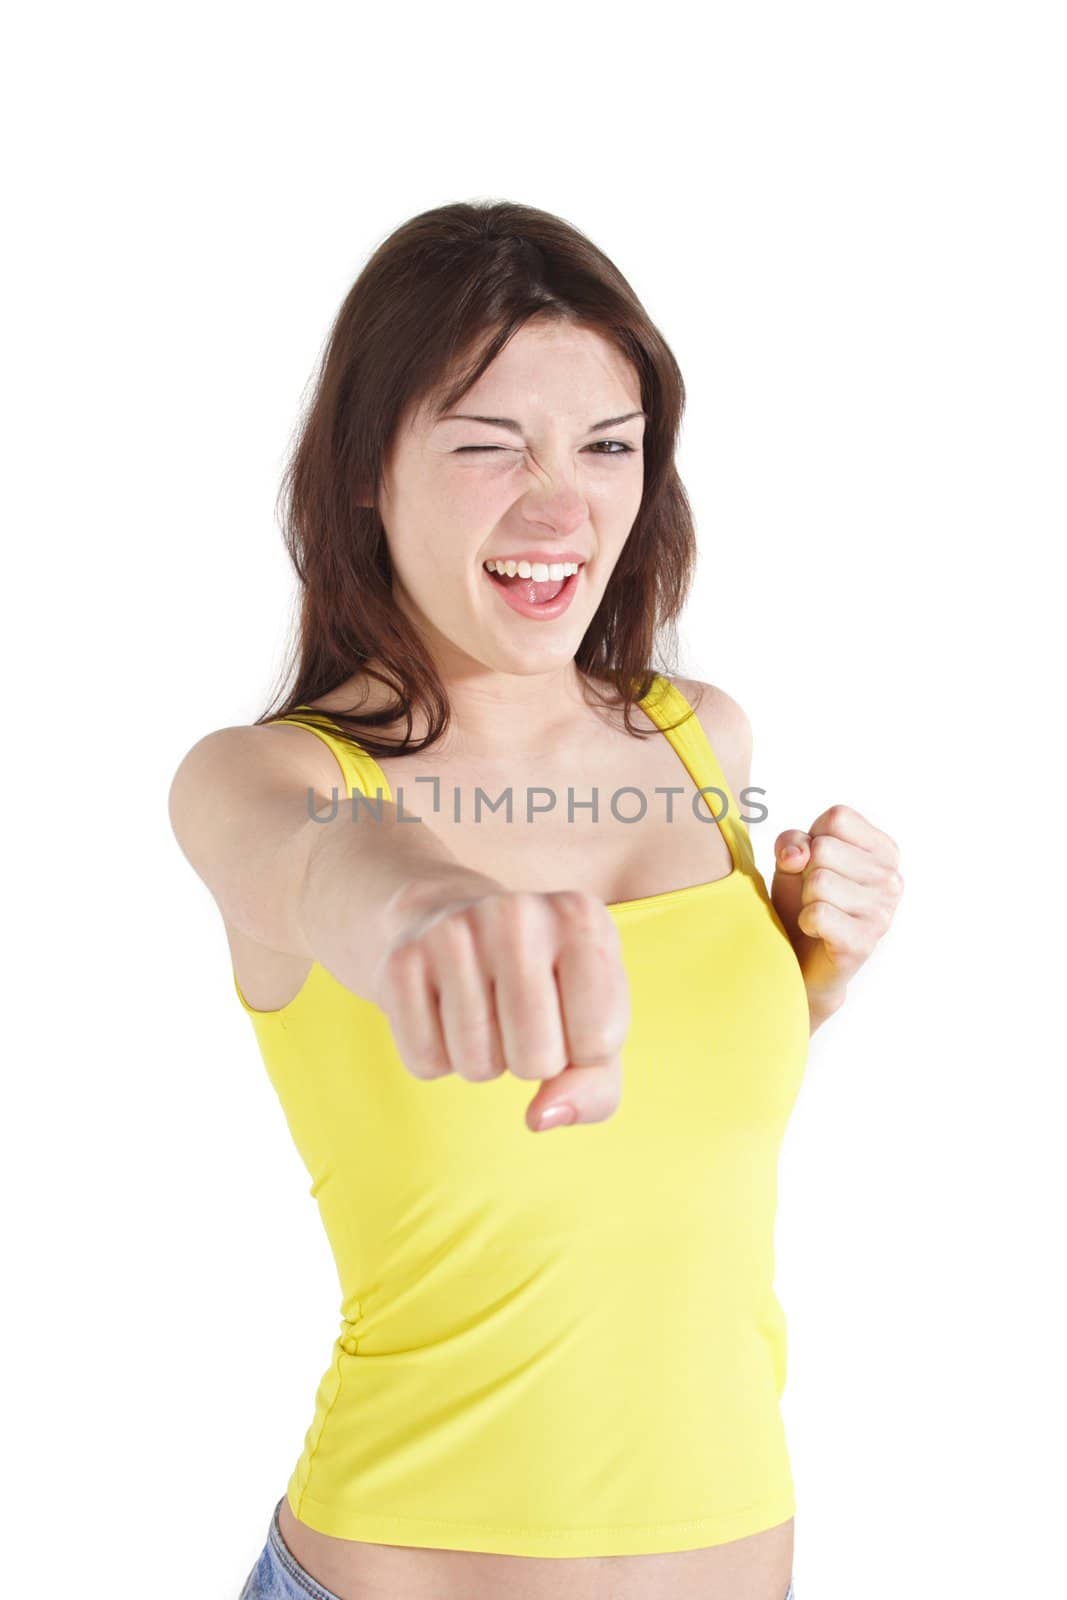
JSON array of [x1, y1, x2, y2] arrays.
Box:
[[519, 480, 587, 537]]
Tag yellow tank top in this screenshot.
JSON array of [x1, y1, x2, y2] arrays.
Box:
[[232, 674, 810, 1557]]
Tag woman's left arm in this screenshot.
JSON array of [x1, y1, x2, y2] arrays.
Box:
[[770, 805, 905, 1034], [679, 682, 903, 1038]]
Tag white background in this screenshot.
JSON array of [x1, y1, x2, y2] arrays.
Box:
[[3, 4, 1064, 1597]]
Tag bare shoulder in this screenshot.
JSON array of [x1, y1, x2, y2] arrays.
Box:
[[667, 675, 753, 766], [168, 718, 351, 992], [167, 718, 345, 855], [661, 676, 754, 810]]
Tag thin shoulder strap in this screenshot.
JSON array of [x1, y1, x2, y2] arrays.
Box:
[[273, 708, 394, 804], [637, 675, 755, 872], [277, 684, 756, 866]]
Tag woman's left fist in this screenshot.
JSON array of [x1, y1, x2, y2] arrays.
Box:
[[771, 804, 903, 1011]]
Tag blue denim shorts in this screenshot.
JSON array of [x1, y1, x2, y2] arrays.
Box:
[[239, 1495, 797, 1598], [238, 1498, 341, 1599]]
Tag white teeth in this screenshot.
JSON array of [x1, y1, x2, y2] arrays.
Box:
[[483, 559, 580, 579]]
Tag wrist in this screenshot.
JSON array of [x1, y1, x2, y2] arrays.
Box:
[[381, 868, 502, 944], [807, 982, 847, 1030]]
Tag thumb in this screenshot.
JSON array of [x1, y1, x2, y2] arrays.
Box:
[[774, 831, 810, 874], [771, 831, 811, 926]]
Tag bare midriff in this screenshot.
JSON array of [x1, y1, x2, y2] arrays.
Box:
[[276, 1496, 795, 1600]]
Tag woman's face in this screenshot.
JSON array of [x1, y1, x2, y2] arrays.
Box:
[[376, 318, 646, 681]]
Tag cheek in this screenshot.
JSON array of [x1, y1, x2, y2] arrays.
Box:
[[586, 468, 644, 517], [387, 496, 461, 573], [447, 471, 512, 521], [393, 544, 455, 601], [388, 522, 473, 610], [393, 481, 499, 580]]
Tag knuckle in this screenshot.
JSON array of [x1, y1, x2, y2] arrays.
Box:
[[432, 909, 478, 951], [550, 888, 602, 925], [384, 938, 420, 971], [578, 1018, 630, 1059], [459, 1060, 503, 1083], [511, 1048, 567, 1082], [506, 887, 545, 919], [447, 1019, 500, 1080], [381, 940, 424, 990], [404, 1050, 450, 1081], [485, 889, 543, 938]]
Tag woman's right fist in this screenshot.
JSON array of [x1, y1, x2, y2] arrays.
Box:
[[371, 884, 630, 1131]]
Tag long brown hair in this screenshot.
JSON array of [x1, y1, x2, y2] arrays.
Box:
[[254, 199, 699, 757]]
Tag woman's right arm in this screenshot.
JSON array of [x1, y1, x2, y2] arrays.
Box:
[[168, 724, 629, 1131], [167, 723, 495, 1003]]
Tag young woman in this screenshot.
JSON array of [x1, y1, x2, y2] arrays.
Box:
[[170, 200, 902, 1600]]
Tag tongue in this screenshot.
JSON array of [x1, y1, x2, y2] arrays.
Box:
[[494, 572, 566, 604]]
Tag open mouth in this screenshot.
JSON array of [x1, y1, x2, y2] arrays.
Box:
[[481, 560, 585, 618]]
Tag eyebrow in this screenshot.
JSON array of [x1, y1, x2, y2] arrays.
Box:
[[438, 410, 646, 435]]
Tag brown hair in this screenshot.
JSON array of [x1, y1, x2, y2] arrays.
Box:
[[254, 199, 699, 757]]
